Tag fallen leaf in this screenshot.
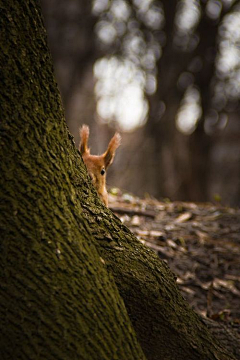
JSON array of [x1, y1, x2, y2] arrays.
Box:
[[131, 215, 141, 226], [150, 230, 165, 238], [175, 212, 193, 223]]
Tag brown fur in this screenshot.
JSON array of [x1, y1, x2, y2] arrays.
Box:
[[79, 125, 121, 206]]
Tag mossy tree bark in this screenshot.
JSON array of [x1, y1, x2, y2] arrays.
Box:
[[0, 1, 236, 360], [0, 2, 145, 360]]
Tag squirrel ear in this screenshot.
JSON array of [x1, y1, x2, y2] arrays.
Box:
[[79, 125, 90, 155], [104, 133, 121, 169]]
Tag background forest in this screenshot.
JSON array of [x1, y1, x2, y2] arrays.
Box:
[[40, 0, 240, 206]]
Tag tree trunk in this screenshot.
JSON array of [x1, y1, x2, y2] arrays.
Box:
[[0, 1, 237, 360], [0, 2, 145, 359]]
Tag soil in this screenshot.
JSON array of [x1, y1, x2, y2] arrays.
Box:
[[109, 190, 240, 337]]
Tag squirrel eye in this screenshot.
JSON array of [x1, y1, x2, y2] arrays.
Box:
[[101, 168, 106, 176]]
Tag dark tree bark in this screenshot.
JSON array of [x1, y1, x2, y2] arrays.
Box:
[[0, 2, 145, 359], [0, 1, 238, 360]]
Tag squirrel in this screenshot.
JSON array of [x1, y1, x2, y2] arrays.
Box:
[[79, 125, 121, 206]]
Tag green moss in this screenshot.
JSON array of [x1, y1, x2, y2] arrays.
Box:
[[0, 2, 145, 360]]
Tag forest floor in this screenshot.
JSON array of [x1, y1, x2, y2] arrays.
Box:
[[109, 189, 240, 337]]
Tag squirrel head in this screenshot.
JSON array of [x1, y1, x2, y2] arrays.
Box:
[[79, 125, 121, 206]]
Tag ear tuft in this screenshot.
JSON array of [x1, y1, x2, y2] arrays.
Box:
[[79, 125, 90, 155], [104, 132, 121, 168]]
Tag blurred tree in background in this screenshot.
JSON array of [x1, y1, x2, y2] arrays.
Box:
[[41, 0, 240, 206]]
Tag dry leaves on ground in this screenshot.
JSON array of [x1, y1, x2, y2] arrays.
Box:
[[109, 190, 240, 336]]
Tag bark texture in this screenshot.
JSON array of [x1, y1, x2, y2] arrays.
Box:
[[0, 1, 237, 360], [0, 2, 145, 359], [78, 185, 237, 360]]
